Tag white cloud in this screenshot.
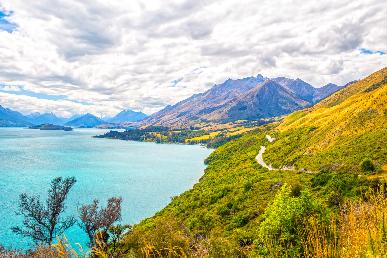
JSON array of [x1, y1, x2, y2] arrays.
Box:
[[0, 0, 386, 116]]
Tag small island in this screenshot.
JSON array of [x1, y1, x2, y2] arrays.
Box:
[[29, 124, 73, 131]]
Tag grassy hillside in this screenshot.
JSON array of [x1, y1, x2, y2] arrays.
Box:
[[265, 67, 387, 172], [119, 68, 387, 257]]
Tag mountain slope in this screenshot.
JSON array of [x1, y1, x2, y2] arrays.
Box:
[[265, 67, 387, 171], [227, 80, 310, 120], [65, 113, 106, 127], [0, 105, 31, 127], [272, 77, 316, 102], [108, 109, 147, 123], [141, 75, 342, 128], [272, 78, 343, 102], [122, 67, 387, 256], [142, 75, 266, 128]]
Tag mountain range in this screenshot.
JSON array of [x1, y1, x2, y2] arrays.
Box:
[[0, 105, 33, 127], [141, 75, 343, 128], [26, 112, 67, 125], [0, 74, 343, 128], [0, 108, 147, 127]]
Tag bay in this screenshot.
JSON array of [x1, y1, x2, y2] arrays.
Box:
[[0, 128, 212, 250]]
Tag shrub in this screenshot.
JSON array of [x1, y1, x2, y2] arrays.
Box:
[[360, 158, 375, 172], [291, 183, 302, 197], [255, 184, 324, 256], [311, 171, 332, 187], [327, 191, 343, 207], [78, 197, 123, 246]]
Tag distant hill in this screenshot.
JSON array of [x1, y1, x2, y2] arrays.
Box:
[[26, 112, 67, 125], [65, 113, 106, 127], [141, 75, 343, 128], [107, 109, 147, 123], [0, 105, 31, 127]]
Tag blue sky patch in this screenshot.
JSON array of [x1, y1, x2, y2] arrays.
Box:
[[0, 84, 67, 101], [359, 48, 385, 55], [0, 9, 17, 32], [0, 83, 94, 106]]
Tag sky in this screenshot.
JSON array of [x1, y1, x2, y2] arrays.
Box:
[[0, 0, 386, 117]]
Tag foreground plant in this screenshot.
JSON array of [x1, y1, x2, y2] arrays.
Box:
[[78, 197, 123, 246], [304, 187, 387, 257], [12, 177, 77, 245]]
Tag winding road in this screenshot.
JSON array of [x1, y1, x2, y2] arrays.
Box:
[[256, 134, 313, 173], [255, 135, 275, 170], [256, 145, 274, 170]]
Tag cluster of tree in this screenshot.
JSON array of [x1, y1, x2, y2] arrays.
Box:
[[96, 127, 252, 149], [95, 128, 210, 144], [11, 177, 130, 252]]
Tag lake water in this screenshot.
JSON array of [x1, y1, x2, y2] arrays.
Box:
[[0, 128, 212, 250]]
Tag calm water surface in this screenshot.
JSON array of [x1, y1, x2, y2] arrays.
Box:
[[0, 128, 212, 250]]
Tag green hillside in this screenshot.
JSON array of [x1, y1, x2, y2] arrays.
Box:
[[265, 67, 387, 172], [119, 68, 387, 257]]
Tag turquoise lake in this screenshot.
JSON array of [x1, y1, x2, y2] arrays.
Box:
[[0, 128, 212, 250]]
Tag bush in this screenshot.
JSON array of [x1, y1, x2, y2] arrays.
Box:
[[327, 191, 343, 207], [291, 183, 302, 197], [360, 158, 375, 172], [255, 184, 324, 256], [311, 171, 332, 187]]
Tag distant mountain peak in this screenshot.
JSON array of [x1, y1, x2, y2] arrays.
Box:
[[65, 113, 105, 127], [108, 109, 147, 123], [256, 74, 264, 79], [323, 83, 338, 87]]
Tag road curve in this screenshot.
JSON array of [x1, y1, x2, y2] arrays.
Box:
[[256, 145, 273, 170], [256, 134, 313, 173]]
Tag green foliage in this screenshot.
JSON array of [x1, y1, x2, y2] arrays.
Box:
[[121, 126, 383, 256], [95, 128, 209, 144], [264, 127, 387, 173], [119, 68, 387, 256], [255, 184, 324, 256], [122, 132, 314, 255]]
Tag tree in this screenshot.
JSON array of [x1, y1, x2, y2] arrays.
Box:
[[78, 197, 122, 246], [12, 177, 77, 245]]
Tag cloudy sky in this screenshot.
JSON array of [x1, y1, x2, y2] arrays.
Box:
[[0, 0, 386, 117]]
